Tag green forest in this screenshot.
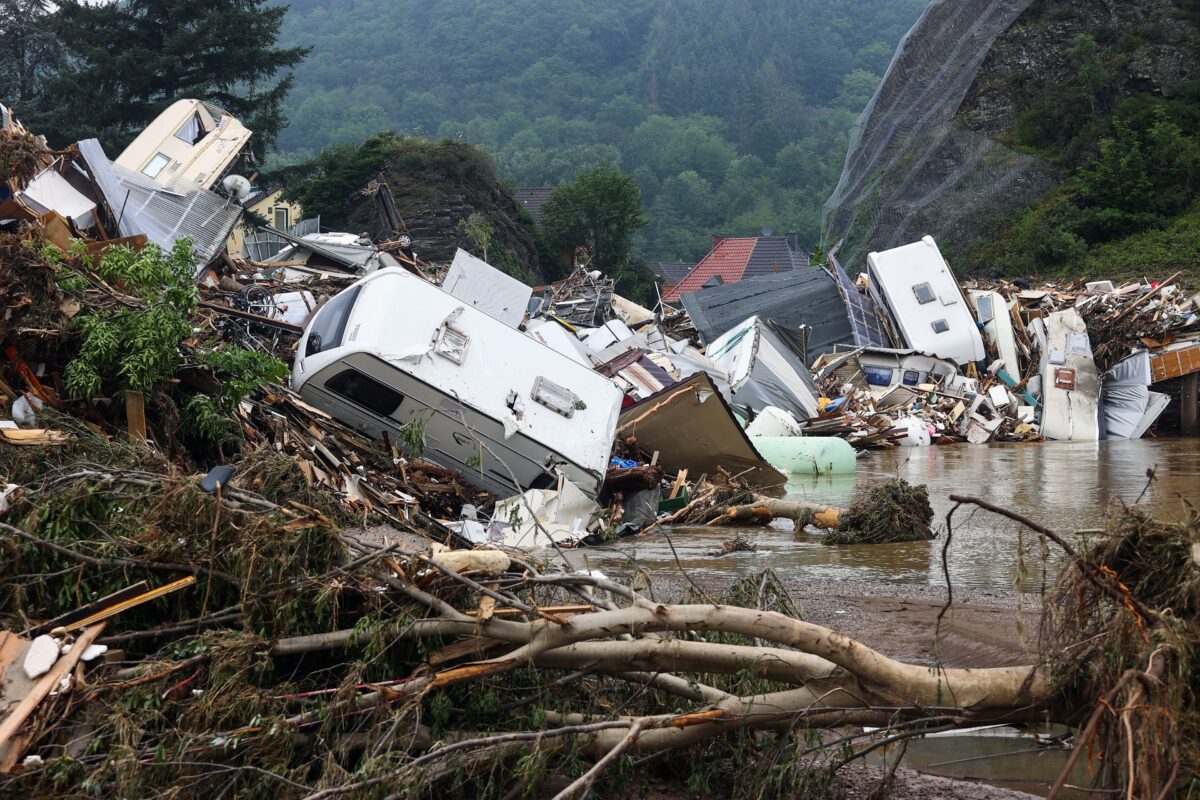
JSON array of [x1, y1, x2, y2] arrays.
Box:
[[273, 0, 928, 262]]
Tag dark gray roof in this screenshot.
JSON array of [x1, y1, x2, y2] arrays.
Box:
[[744, 236, 811, 278], [680, 267, 854, 364], [514, 187, 554, 225], [645, 260, 694, 285]]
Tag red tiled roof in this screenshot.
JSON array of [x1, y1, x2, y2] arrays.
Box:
[[663, 237, 756, 302]]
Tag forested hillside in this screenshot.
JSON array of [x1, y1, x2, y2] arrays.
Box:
[[275, 0, 927, 261]]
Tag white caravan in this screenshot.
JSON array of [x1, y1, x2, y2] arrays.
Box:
[[115, 99, 252, 190], [1032, 308, 1100, 441], [292, 269, 624, 498], [867, 236, 986, 366], [968, 289, 1021, 376], [705, 316, 821, 421]]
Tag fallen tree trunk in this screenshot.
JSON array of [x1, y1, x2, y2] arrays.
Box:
[[708, 497, 843, 529]]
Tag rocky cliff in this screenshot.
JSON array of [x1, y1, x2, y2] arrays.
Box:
[[822, 0, 1200, 274], [281, 135, 544, 282]]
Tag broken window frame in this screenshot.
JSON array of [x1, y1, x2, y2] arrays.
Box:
[[174, 112, 209, 145], [531, 376, 580, 418], [434, 325, 470, 365]]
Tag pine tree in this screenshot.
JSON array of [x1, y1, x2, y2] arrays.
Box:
[[30, 0, 307, 156], [0, 0, 62, 111]]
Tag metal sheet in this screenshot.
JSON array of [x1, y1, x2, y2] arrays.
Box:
[[441, 248, 533, 329], [77, 138, 241, 270], [617, 372, 784, 490]]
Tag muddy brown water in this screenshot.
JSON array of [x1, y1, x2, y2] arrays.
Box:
[[572, 438, 1200, 592], [565, 439, 1197, 798]]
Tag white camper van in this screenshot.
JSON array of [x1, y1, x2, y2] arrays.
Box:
[[292, 269, 625, 498], [1032, 308, 1100, 441], [867, 236, 985, 366], [115, 99, 252, 190], [968, 289, 1021, 376]]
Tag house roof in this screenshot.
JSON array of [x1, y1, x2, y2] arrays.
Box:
[[679, 268, 855, 364], [514, 187, 555, 225], [645, 260, 695, 286], [662, 235, 810, 302]]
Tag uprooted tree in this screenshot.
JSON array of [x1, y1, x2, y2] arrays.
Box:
[[0, 423, 1195, 800]]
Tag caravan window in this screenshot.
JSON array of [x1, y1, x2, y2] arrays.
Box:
[[326, 369, 403, 416], [174, 112, 209, 144], [975, 294, 994, 323], [142, 153, 171, 178], [305, 286, 360, 356], [931, 319, 949, 334], [912, 282, 935, 304], [863, 366, 893, 387]]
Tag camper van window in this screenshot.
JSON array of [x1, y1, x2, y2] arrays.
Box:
[[326, 369, 403, 416], [976, 294, 994, 323], [434, 326, 470, 364], [902, 370, 921, 386], [912, 282, 935, 304], [863, 366, 893, 387], [531, 376, 580, 418], [174, 112, 208, 144], [931, 319, 949, 334], [142, 153, 171, 178], [305, 286, 361, 355]]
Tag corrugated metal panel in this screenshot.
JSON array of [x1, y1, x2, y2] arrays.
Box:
[[77, 137, 241, 272], [679, 269, 854, 363]]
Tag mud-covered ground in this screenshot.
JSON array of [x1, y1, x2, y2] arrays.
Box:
[[353, 525, 1050, 798]]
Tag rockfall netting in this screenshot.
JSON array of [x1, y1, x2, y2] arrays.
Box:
[[822, 0, 1055, 271]]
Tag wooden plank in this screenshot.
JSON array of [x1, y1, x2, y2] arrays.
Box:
[[669, 469, 688, 500], [0, 623, 105, 770], [1151, 344, 1200, 382], [29, 582, 150, 637], [125, 391, 147, 441], [0, 429, 70, 446]]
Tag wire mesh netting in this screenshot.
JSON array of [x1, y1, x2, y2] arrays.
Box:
[[822, 0, 1056, 273]]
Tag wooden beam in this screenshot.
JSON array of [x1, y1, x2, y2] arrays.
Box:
[[0, 623, 106, 770], [125, 390, 147, 441]]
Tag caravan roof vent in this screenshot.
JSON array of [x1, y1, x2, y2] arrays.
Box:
[[912, 282, 935, 304]]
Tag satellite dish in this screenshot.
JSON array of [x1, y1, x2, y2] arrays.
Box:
[[221, 174, 252, 203]]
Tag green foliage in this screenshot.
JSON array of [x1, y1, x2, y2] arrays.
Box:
[[64, 240, 198, 398], [25, 0, 307, 155], [980, 83, 1200, 277], [182, 393, 237, 444], [197, 347, 289, 411], [277, 131, 400, 223], [542, 164, 646, 276], [269, 0, 927, 262]]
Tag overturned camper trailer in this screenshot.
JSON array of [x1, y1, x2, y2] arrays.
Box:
[[968, 289, 1021, 377], [867, 236, 985, 366], [705, 316, 821, 422], [292, 269, 624, 498], [1031, 308, 1100, 441], [115, 99, 253, 190]]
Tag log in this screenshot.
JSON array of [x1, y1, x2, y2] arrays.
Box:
[[709, 498, 843, 529]]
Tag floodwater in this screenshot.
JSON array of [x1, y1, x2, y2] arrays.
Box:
[[573, 438, 1200, 592]]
